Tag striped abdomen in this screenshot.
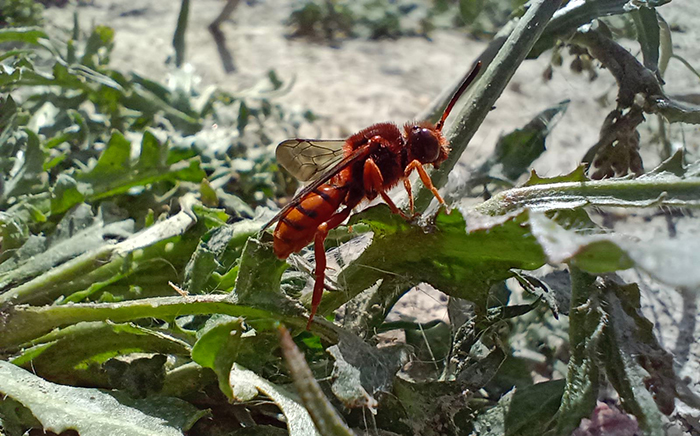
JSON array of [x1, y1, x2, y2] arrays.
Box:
[[273, 176, 350, 259]]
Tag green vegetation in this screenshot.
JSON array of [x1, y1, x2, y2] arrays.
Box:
[[1, 0, 699, 435], [287, 0, 526, 41]]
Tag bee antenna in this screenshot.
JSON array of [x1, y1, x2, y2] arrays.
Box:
[[436, 60, 482, 132]]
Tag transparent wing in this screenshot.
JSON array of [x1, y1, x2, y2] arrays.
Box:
[[263, 140, 381, 230], [276, 139, 346, 182]]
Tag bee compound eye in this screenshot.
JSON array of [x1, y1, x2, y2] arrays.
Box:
[[411, 128, 440, 163]]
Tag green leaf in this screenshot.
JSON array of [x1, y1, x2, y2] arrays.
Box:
[[233, 236, 294, 315], [0, 204, 134, 297], [0, 361, 204, 436], [524, 165, 588, 186], [473, 379, 565, 435], [489, 100, 570, 182], [183, 219, 260, 294], [0, 198, 199, 307], [601, 280, 672, 434], [632, 6, 660, 73], [534, 222, 634, 273], [10, 322, 191, 388], [138, 130, 167, 170], [229, 364, 321, 436], [1, 128, 47, 202], [237, 101, 249, 133], [0, 294, 294, 351], [191, 315, 244, 398], [459, 0, 486, 22], [647, 148, 685, 177], [319, 206, 547, 318], [528, 212, 700, 287], [81, 25, 115, 68], [0, 95, 18, 151], [554, 269, 601, 434], [50, 174, 87, 215], [476, 172, 700, 216], [327, 332, 407, 410], [0, 27, 48, 45], [71, 131, 206, 207], [89, 130, 132, 178]]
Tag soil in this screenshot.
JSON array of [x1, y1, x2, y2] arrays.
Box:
[[45, 0, 700, 430]]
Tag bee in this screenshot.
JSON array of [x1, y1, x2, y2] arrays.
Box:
[[264, 61, 482, 328]]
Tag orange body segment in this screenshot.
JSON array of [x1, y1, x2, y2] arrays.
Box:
[[273, 180, 348, 259]]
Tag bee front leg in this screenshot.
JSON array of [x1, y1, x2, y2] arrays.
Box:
[[402, 178, 420, 218], [405, 160, 446, 206], [308, 206, 353, 329]]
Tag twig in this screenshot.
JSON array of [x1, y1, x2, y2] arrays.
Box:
[[571, 24, 700, 124], [414, 0, 566, 211]]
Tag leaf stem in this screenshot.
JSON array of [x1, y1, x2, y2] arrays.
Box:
[[0, 295, 335, 350], [474, 175, 700, 216], [415, 0, 566, 211]]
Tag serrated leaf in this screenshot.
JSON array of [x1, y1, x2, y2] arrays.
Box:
[[647, 148, 685, 176], [322, 206, 547, 318], [529, 212, 700, 287], [328, 331, 407, 410], [554, 269, 601, 434], [1, 128, 47, 202], [524, 165, 588, 186], [183, 219, 260, 294], [191, 315, 244, 398], [71, 130, 206, 206], [473, 380, 565, 435], [0, 95, 18, 151], [88, 130, 131, 178], [229, 364, 321, 436], [0, 197, 199, 307], [0, 204, 134, 293], [10, 321, 191, 388], [233, 236, 293, 314], [600, 280, 669, 434], [0, 360, 203, 436], [492, 100, 569, 181]]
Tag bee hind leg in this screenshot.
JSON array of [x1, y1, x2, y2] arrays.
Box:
[[308, 206, 353, 329]]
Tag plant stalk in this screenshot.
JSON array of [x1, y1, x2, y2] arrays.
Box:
[[414, 0, 565, 212]]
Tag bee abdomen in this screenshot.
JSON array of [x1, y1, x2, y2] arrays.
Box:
[[273, 182, 348, 258]]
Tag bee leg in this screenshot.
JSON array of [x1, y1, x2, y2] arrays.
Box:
[[405, 160, 445, 206], [308, 206, 353, 329], [364, 158, 410, 219], [402, 178, 420, 218]]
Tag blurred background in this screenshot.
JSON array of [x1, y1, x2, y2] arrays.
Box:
[[34, 0, 700, 180]]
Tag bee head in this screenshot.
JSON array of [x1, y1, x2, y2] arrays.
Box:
[[405, 123, 448, 167]]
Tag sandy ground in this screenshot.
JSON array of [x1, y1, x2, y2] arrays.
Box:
[[45, 0, 700, 427]]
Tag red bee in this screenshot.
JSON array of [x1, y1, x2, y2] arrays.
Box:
[[264, 62, 481, 328]]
